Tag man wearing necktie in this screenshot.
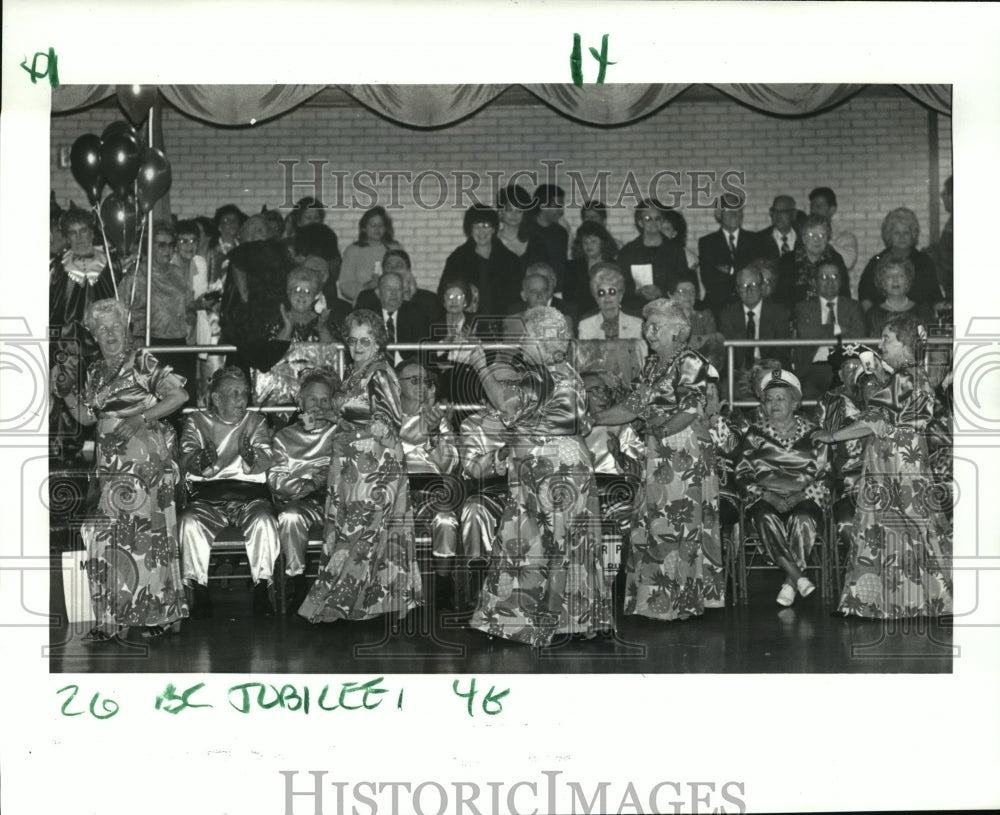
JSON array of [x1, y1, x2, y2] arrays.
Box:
[[376, 270, 404, 366], [792, 260, 866, 399], [699, 201, 761, 320], [719, 260, 791, 398], [756, 194, 801, 263]]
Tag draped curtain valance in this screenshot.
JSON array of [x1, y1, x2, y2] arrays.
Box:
[[52, 83, 951, 127]]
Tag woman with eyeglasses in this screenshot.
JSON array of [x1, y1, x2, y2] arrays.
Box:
[[429, 279, 489, 408], [438, 204, 522, 328], [774, 214, 849, 307], [298, 308, 423, 623], [592, 298, 725, 618], [266, 267, 334, 343], [578, 264, 645, 343], [118, 222, 197, 406], [615, 198, 692, 311]]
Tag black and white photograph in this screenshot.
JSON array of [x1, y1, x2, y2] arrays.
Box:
[[2, 3, 999, 814]]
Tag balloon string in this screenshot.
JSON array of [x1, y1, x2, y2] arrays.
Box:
[[93, 204, 119, 299], [129, 216, 147, 318]]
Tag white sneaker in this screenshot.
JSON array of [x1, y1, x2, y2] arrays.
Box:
[[776, 584, 796, 607], [797, 577, 816, 598]]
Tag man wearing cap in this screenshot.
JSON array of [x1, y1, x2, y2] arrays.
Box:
[[734, 368, 831, 606]]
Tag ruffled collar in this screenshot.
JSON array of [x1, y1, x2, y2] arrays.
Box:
[[758, 415, 811, 449], [63, 247, 108, 286]]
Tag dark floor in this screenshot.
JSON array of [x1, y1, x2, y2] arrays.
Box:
[[49, 558, 953, 674]]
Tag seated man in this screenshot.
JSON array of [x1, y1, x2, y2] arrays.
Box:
[[792, 259, 866, 399], [718, 261, 791, 399], [396, 361, 461, 609], [267, 371, 338, 614], [179, 367, 279, 618]]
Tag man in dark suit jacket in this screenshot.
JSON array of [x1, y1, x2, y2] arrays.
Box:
[[756, 195, 803, 263], [368, 270, 431, 365], [699, 204, 761, 320], [792, 260, 866, 399], [719, 261, 792, 397]]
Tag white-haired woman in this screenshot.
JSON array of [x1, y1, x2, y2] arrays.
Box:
[[593, 298, 724, 618], [60, 298, 190, 641], [858, 207, 944, 313], [578, 263, 645, 343], [266, 266, 335, 342], [734, 369, 831, 607], [815, 313, 952, 618], [457, 306, 611, 646]]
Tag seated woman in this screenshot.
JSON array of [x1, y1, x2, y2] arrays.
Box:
[[592, 299, 724, 617], [864, 256, 935, 337], [857, 207, 944, 313], [268, 371, 339, 614], [734, 369, 831, 607], [457, 306, 612, 646], [815, 314, 952, 618], [577, 263, 645, 344], [670, 277, 725, 371], [265, 266, 335, 343], [428, 279, 488, 408], [179, 366, 280, 618], [298, 309, 423, 623], [62, 299, 189, 641]]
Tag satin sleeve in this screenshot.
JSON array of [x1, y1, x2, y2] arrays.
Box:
[[734, 428, 765, 501], [862, 366, 933, 433], [368, 365, 403, 431], [507, 364, 589, 436], [132, 348, 186, 397], [243, 412, 277, 475], [672, 350, 710, 416]]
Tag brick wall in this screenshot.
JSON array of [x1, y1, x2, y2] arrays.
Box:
[[51, 90, 952, 295]]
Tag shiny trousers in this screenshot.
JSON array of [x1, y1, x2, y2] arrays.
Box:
[[277, 498, 324, 577], [748, 498, 823, 572], [459, 483, 508, 562], [180, 498, 279, 585]]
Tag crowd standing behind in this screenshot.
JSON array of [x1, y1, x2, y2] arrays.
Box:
[[48, 178, 954, 644]]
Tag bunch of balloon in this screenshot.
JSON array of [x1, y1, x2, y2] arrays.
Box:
[[67, 114, 172, 281]]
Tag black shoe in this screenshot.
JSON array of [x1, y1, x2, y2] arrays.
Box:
[[253, 581, 274, 617], [190, 583, 213, 619], [286, 575, 309, 616]]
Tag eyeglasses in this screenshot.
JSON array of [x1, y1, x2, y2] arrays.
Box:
[[471, 223, 494, 230], [396, 375, 425, 385], [816, 273, 840, 281], [444, 293, 466, 301], [177, 237, 196, 244], [644, 322, 665, 335], [737, 282, 762, 291], [596, 288, 619, 297], [804, 231, 828, 240], [346, 337, 374, 348], [639, 215, 663, 223], [289, 286, 315, 295]]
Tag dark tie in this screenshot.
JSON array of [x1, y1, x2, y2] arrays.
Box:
[[826, 301, 838, 333], [385, 312, 396, 343], [781, 235, 790, 256], [745, 309, 756, 367], [728, 232, 737, 269]]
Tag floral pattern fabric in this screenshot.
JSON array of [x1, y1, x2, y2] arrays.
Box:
[[298, 357, 423, 621], [838, 365, 953, 618], [469, 361, 612, 646], [80, 350, 189, 629], [622, 349, 724, 618]]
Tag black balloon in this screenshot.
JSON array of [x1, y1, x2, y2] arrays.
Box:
[[136, 148, 172, 214], [70, 134, 103, 206], [117, 85, 157, 126], [101, 120, 137, 141], [100, 132, 140, 198], [100, 193, 139, 252]]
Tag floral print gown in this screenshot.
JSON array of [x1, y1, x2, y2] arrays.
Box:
[[298, 357, 423, 621], [624, 349, 723, 619], [838, 365, 953, 618], [80, 350, 189, 629], [470, 360, 612, 646]]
